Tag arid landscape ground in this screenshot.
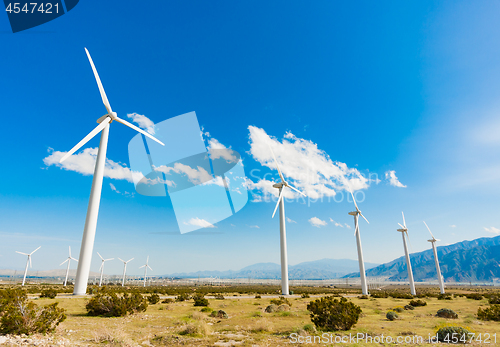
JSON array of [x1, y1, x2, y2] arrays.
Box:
[[0, 284, 499, 346]]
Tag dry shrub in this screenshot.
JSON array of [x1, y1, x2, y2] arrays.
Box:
[[247, 318, 274, 333], [90, 328, 135, 347], [191, 311, 205, 321], [179, 321, 211, 336]]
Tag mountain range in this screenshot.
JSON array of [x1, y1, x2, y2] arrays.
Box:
[[164, 258, 379, 280], [344, 235, 500, 282]]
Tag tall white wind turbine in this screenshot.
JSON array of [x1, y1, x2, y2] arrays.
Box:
[[423, 221, 445, 294], [60, 48, 164, 295], [139, 256, 152, 287], [397, 212, 416, 295], [15, 246, 41, 286], [60, 246, 78, 286], [118, 257, 134, 286], [268, 145, 306, 296], [347, 189, 370, 295], [97, 252, 114, 287]]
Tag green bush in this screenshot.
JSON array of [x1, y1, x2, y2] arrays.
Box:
[[370, 292, 388, 298], [465, 293, 483, 300], [214, 294, 225, 300], [392, 306, 404, 313], [175, 293, 191, 302], [161, 298, 174, 304], [200, 307, 212, 313], [436, 308, 458, 319], [488, 296, 500, 305], [210, 309, 228, 319], [438, 293, 453, 300], [409, 299, 427, 307], [147, 294, 160, 304], [386, 311, 398, 321], [477, 304, 500, 321], [254, 294, 261, 299], [301, 293, 310, 299], [40, 289, 58, 299], [436, 325, 473, 343], [359, 295, 368, 299], [86, 287, 148, 317], [270, 297, 292, 307], [404, 305, 414, 310], [307, 296, 361, 331], [193, 294, 209, 307], [0, 288, 66, 335]]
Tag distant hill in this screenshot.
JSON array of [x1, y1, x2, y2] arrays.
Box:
[[0, 269, 100, 278], [165, 258, 379, 280], [344, 235, 500, 282]]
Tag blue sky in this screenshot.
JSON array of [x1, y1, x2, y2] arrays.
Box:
[[1, 1, 500, 276]]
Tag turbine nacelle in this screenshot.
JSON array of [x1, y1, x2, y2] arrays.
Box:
[[273, 182, 284, 189]]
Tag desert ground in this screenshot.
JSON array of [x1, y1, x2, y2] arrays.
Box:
[[0, 284, 499, 346]]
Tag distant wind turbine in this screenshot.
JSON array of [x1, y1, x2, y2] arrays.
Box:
[[60, 246, 78, 286], [347, 188, 370, 295], [268, 144, 306, 296], [397, 212, 416, 295], [59, 48, 164, 295], [118, 257, 134, 286], [423, 221, 445, 294], [97, 252, 114, 286], [139, 256, 152, 287], [15, 246, 41, 286]]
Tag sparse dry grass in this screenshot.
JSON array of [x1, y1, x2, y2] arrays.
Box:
[[1, 285, 498, 346]]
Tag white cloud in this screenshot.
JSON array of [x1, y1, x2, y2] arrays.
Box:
[[109, 183, 120, 193], [43, 147, 143, 183], [206, 137, 238, 163], [450, 225, 457, 228], [309, 217, 327, 228], [155, 163, 213, 185], [385, 170, 407, 188], [185, 218, 215, 228], [286, 217, 297, 223], [329, 218, 344, 227], [248, 225, 260, 229], [247, 126, 370, 201], [127, 113, 156, 134], [484, 227, 500, 235], [344, 223, 352, 229]]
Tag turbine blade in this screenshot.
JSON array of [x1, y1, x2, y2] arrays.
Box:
[[105, 258, 114, 262], [31, 246, 41, 255], [435, 239, 441, 242], [139, 265, 146, 268], [348, 187, 360, 212], [59, 117, 110, 163], [71, 258, 79, 262], [405, 230, 413, 253], [85, 48, 113, 114], [423, 221, 435, 239], [16, 251, 28, 256], [97, 252, 103, 260], [29, 256, 32, 268], [114, 116, 165, 146], [360, 213, 370, 224], [60, 259, 69, 266], [398, 223, 404, 229], [127, 258, 134, 263], [286, 183, 306, 197], [272, 188, 284, 218], [118, 258, 124, 263], [148, 265, 153, 271], [68, 246, 71, 258], [402, 211, 406, 228], [99, 263, 103, 272], [267, 143, 285, 183]]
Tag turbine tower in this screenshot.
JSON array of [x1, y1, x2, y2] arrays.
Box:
[[139, 256, 152, 287], [423, 221, 445, 294], [97, 252, 114, 286], [118, 257, 134, 286], [268, 144, 306, 296], [397, 212, 416, 296], [59, 48, 164, 295], [15, 246, 41, 286], [60, 246, 78, 286], [347, 189, 370, 295]]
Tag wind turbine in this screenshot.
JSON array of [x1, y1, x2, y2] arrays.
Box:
[[347, 189, 370, 295], [118, 257, 134, 286], [139, 256, 152, 287], [60, 246, 78, 286], [397, 212, 416, 296], [97, 252, 114, 286], [59, 48, 164, 296], [268, 144, 306, 296], [423, 221, 445, 294], [15, 246, 41, 286]]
